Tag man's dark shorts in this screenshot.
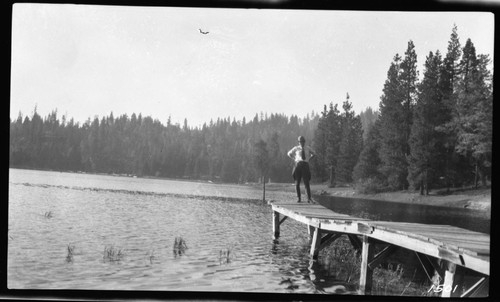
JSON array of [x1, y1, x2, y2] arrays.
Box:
[[292, 161, 311, 182]]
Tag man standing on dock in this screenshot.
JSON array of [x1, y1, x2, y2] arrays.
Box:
[[287, 136, 316, 203]]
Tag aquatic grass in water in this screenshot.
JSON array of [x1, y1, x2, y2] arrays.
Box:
[[103, 246, 124, 262], [372, 264, 430, 296], [66, 244, 75, 263], [321, 238, 361, 283], [373, 263, 405, 295], [146, 249, 157, 264], [173, 237, 188, 257], [219, 248, 233, 265]]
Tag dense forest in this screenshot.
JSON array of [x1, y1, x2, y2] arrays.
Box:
[[9, 109, 323, 184], [351, 26, 492, 193], [10, 26, 492, 194]]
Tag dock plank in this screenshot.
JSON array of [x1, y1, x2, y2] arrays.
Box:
[[369, 223, 488, 239], [370, 221, 487, 234], [367, 221, 490, 256]]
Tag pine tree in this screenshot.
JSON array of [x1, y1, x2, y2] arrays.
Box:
[[400, 40, 419, 157], [325, 103, 342, 187], [254, 139, 269, 201], [352, 120, 384, 192], [337, 95, 364, 183], [454, 40, 493, 188], [378, 41, 419, 191], [407, 51, 446, 194], [378, 54, 408, 190], [436, 25, 463, 191], [267, 131, 281, 183], [311, 105, 329, 182], [359, 107, 379, 141], [441, 25, 462, 99]]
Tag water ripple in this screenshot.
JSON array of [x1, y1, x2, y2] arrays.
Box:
[[9, 169, 354, 293]]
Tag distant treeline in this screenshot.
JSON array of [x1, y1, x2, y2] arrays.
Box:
[[9, 109, 323, 183], [10, 26, 492, 194]]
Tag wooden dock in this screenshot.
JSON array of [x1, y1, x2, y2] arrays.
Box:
[[271, 201, 490, 297]]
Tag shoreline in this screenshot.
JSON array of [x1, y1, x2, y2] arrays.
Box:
[[9, 167, 491, 212]]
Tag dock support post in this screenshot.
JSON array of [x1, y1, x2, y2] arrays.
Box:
[[272, 211, 280, 239], [310, 227, 323, 259], [359, 235, 374, 295], [441, 261, 457, 297], [308, 225, 315, 239]]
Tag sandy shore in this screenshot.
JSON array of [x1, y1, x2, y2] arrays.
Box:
[[262, 182, 491, 212]]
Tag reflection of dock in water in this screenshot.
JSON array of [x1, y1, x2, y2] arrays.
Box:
[[271, 202, 489, 297]]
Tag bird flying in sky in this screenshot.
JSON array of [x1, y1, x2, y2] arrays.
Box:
[[199, 28, 209, 34]]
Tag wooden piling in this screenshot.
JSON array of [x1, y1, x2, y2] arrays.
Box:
[[308, 224, 315, 239], [310, 227, 323, 259], [441, 261, 457, 297], [272, 211, 280, 239], [359, 235, 375, 295]]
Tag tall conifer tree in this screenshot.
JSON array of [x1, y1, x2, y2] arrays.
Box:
[[400, 40, 419, 157], [437, 25, 463, 191], [311, 105, 329, 181], [454, 40, 493, 187], [337, 94, 364, 183], [378, 54, 408, 190], [353, 120, 384, 192], [378, 41, 419, 190], [325, 103, 342, 186], [408, 51, 445, 194]]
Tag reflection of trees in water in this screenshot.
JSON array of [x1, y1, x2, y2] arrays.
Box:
[[318, 196, 383, 221]]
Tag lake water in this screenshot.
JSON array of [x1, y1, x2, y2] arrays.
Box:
[[8, 168, 490, 293], [317, 196, 490, 235]]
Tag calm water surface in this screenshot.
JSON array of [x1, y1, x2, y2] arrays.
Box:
[[8, 168, 490, 292], [317, 195, 490, 234]]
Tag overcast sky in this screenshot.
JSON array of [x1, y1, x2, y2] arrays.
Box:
[[10, 4, 494, 128]]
